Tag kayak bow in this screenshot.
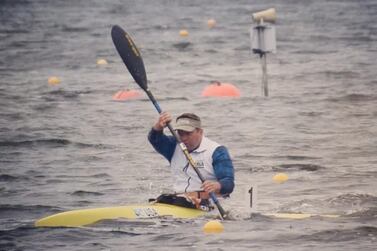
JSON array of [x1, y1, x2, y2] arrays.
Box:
[[35, 203, 207, 227]]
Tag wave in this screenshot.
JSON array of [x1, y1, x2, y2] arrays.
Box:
[[172, 42, 192, 51], [326, 193, 377, 212], [0, 112, 24, 122], [0, 174, 19, 182], [0, 174, 32, 183], [41, 89, 91, 101], [279, 193, 377, 216], [56, 172, 111, 179], [274, 163, 325, 171], [0, 138, 69, 147], [294, 49, 337, 55], [157, 96, 189, 102], [299, 225, 377, 242], [274, 155, 321, 160], [309, 70, 360, 79], [348, 207, 377, 218], [71, 190, 104, 196], [61, 25, 89, 33], [0, 138, 111, 149], [91, 173, 112, 178], [0, 204, 58, 216], [0, 224, 140, 250], [326, 93, 377, 103]]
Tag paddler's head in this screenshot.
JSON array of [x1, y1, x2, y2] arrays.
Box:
[[175, 113, 203, 152]]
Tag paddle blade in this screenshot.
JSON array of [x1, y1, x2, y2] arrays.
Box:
[[111, 25, 148, 90]]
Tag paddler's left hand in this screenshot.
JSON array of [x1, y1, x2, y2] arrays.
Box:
[[201, 180, 221, 194]]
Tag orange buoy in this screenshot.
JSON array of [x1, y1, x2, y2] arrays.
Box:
[[203, 220, 224, 234], [201, 81, 240, 97], [179, 29, 189, 37], [96, 58, 108, 65], [112, 89, 141, 101], [48, 76, 60, 85], [207, 19, 216, 28]]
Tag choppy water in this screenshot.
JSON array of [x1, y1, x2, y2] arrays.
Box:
[[1, 0, 377, 250]]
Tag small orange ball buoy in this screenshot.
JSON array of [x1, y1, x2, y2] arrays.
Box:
[[273, 173, 289, 184], [96, 58, 108, 65], [201, 81, 240, 97], [48, 76, 60, 85], [112, 89, 141, 101], [207, 18, 216, 28], [179, 29, 189, 37], [203, 220, 224, 234]]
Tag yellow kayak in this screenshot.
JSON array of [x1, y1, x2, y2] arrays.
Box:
[[35, 202, 340, 228], [35, 203, 207, 227]]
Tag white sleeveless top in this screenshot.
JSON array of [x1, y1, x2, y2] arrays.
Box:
[[170, 136, 220, 193]]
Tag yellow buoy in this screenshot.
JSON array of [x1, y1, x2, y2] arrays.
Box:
[[179, 29, 189, 37], [207, 18, 216, 28], [273, 173, 289, 184], [96, 58, 108, 65], [48, 76, 60, 85], [203, 220, 224, 234]]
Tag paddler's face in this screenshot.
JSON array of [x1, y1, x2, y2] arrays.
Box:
[[177, 128, 203, 152]]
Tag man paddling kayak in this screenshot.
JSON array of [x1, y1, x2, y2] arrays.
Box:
[[148, 112, 235, 211]]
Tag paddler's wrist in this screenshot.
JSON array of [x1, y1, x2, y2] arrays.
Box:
[[151, 125, 164, 132]]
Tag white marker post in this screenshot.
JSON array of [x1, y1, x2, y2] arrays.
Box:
[[250, 8, 277, 97]]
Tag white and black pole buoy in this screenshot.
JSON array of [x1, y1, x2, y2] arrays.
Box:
[[250, 8, 277, 97]]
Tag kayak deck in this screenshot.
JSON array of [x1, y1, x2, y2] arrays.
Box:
[[35, 203, 207, 227]]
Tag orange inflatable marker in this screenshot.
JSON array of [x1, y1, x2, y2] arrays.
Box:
[[201, 81, 240, 97], [112, 89, 141, 101]]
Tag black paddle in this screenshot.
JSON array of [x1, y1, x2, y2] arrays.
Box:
[[111, 25, 227, 220]]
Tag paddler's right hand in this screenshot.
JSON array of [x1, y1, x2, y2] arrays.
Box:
[[153, 111, 172, 131]]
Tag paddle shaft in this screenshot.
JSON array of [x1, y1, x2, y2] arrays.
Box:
[[145, 89, 227, 219]]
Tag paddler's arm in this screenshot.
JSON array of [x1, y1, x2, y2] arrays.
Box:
[[148, 112, 177, 162], [202, 146, 235, 196]]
